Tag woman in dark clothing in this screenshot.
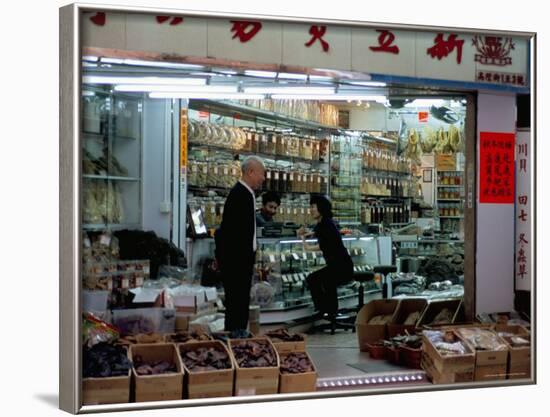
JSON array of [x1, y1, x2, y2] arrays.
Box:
[[298, 195, 353, 317]]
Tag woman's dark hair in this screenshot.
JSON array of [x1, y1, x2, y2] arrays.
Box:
[[262, 191, 281, 206], [310, 195, 333, 219]]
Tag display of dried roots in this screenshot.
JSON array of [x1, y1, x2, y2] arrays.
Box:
[[420, 126, 438, 153], [83, 181, 124, 224], [368, 314, 393, 325], [456, 328, 507, 351], [180, 346, 231, 372], [231, 340, 277, 368], [265, 328, 304, 342], [430, 308, 454, 325], [133, 355, 178, 375], [280, 352, 315, 374]]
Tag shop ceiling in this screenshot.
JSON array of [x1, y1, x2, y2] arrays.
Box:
[[82, 57, 468, 105]]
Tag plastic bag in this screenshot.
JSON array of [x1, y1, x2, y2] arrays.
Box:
[[82, 312, 119, 348]]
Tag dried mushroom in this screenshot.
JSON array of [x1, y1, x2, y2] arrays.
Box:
[[180, 346, 231, 372], [231, 340, 277, 368], [265, 328, 304, 342], [133, 355, 177, 375], [280, 352, 314, 374], [83, 343, 132, 378]]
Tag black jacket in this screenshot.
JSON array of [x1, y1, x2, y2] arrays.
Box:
[[215, 182, 256, 269], [314, 217, 353, 275]]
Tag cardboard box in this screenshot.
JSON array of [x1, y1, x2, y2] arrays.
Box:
[[355, 299, 399, 351], [173, 288, 218, 314], [422, 330, 475, 378], [388, 298, 427, 337], [418, 299, 462, 327], [228, 337, 280, 396], [279, 351, 317, 393], [129, 343, 184, 402], [175, 306, 219, 332], [421, 352, 474, 384], [456, 328, 508, 381], [178, 341, 234, 399], [497, 326, 531, 380]]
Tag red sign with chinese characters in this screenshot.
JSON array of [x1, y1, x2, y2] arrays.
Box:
[[418, 111, 429, 122], [479, 132, 515, 204]]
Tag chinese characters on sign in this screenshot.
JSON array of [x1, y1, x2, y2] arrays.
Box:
[[369, 30, 400, 54], [156, 16, 183, 25], [305, 25, 330, 52], [479, 132, 515, 204], [230, 20, 262, 43], [477, 71, 525, 86], [515, 131, 531, 290], [427, 33, 464, 64]]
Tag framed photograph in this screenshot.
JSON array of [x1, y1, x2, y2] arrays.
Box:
[[60, 2, 536, 414], [423, 169, 432, 183]]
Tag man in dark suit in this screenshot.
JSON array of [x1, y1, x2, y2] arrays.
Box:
[[216, 156, 265, 333]]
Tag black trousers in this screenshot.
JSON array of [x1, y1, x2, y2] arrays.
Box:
[[306, 265, 352, 316], [221, 263, 253, 331]]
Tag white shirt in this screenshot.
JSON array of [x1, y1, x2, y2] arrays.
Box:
[[239, 180, 257, 251]]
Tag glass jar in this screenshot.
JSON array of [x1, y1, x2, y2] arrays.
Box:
[[188, 160, 198, 186], [275, 130, 285, 156], [258, 131, 268, 154], [287, 134, 300, 158], [242, 127, 252, 152], [264, 166, 272, 191], [312, 139, 320, 161], [279, 168, 288, 193], [272, 167, 280, 192], [265, 128, 276, 155]]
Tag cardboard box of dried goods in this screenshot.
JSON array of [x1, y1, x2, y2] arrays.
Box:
[[355, 299, 399, 351]]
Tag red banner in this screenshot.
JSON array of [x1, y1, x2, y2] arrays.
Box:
[[479, 132, 515, 203]]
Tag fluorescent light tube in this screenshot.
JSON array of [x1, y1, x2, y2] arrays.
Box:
[[245, 86, 335, 94], [149, 92, 265, 100], [404, 99, 445, 107], [347, 81, 387, 87], [114, 85, 237, 93], [309, 75, 333, 82], [271, 94, 386, 102], [83, 76, 207, 86], [99, 57, 203, 69], [278, 72, 308, 81], [244, 70, 278, 78]]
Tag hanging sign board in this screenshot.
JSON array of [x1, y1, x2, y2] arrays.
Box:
[[515, 129, 531, 291], [180, 109, 188, 185], [479, 132, 515, 204]]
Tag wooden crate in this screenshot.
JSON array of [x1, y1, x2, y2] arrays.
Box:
[[456, 328, 508, 381], [178, 340, 234, 399], [129, 343, 184, 402], [228, 337, 280, 396], [421, 352, 474, 384], [82, 373, 130, 405], [270, 334, 307, 355], [388, 298, 427, 337], [355, 299, 399, 351], [278, 351, 317, 393], [422, 330, 475, 376], [497, 327, 531, 380]]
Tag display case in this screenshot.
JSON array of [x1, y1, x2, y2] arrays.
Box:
[[395, 238, 464, 275], [435, 155, 465, 238], [81, 87, 142, 230]]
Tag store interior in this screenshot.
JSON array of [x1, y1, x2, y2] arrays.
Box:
[[80, 57, 530, 405]]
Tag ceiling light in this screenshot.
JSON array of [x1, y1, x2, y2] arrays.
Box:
[[245, 86, 335, 94], [278, 72, 308, 81], [271, 94, 386, 102], [404, 99, 445, 107], [115, 85, 238, 93], [99, 57, 203, 69], [244, 70, 278, 78], [83, 76, 207, 86], [347, 81, 387, 87], [149, 92, 265, 100], [309, 75, 333, 82]]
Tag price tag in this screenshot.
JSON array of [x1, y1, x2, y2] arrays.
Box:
[[121, 276, 130, 289], [281, 254, 286, 262], [293, 274, 300, 283], [223, 167, 229, 175], [282, 275, 289, 283], [213, 166, 218, 174], [202, 166, 208, 174], [272, 136, 277, 143], [302, 252, 308, 260], [311, 251, 317, 259], [292, 253, 300, 261], [274, 172, 279, 180], [289, 173, 294, 181], [267, 171, 271, 179], [269, 254, 276, 263]]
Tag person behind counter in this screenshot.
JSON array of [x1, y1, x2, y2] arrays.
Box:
[[298, 195, 353, 319], [215, 156, 266, 335], [256, 191, 281, 227]]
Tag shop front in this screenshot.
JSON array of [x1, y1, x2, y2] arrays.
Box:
[[60, 4, 534, 413]]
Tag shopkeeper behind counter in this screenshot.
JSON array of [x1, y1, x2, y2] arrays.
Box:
[[298, 195, 353, 319], [256, 191, 281, 227]]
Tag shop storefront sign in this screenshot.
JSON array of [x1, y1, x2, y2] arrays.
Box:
[[515, 130, 531, 291], [479, 132, 515, 204], [82, 12, 529, 89]]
